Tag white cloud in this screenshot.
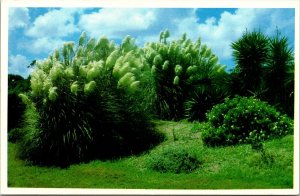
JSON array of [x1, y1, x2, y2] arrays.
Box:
[[78, 8, 156, 38], [77, 8, 199, 47], [9, 54, 31, 78], [11, 8, 294, 71], [9, 8, 30, 30], [27, 37, 65, 54], [264, 9, 295, 37], [26, 8, 81, 38], [173, 8, 294, 66], [174, 9, 254, 61]]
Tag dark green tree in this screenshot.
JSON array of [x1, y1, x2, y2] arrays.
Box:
[[231, 29, 294, 117], [231, 30, 269, 97], [265, 31, 294, 117]]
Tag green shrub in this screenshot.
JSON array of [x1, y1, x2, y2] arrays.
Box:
[[184, 88, 227, 121], [146, 146, 201, 173], [8, 74, 30, 133], [8, 128, 24, 143], [203, 96, 293, 146], [18, 33, 163, 167], [16, 98, 42, 163]]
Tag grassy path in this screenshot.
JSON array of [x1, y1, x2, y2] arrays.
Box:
[[8, 121, 294, 189]]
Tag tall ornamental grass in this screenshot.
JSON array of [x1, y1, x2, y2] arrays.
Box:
[[19, 33, 163, 167]]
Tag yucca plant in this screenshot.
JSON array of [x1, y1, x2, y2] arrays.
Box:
[[231, 29, 295, 117], [231, 30, 269, 97], [19, 33, 163, 167], [265, 31, 294, 117]]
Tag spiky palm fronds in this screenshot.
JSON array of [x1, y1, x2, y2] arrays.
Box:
[[265, 31, 294, 116], [231, 29, 294, 117], [184, 86, 228, 121], [231, 30, 269, 96]]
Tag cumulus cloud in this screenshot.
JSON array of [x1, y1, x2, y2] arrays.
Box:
[[22, 8, 85, 56], [134, 9, 196, 45], [9, 54, 31, 78], [8, 7, 294, 77], [9, 8, 30, 30], [26, 8, 81, 38], [26, 37, 65, 54], [77, 8, 198, 46], [78, 8, 294, 66], [173, 8, 295, 66], [78, 8, 156, 38]]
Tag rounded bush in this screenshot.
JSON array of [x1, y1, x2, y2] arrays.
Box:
[[203, 96, 293, 146], [146, 146, 201, 174]]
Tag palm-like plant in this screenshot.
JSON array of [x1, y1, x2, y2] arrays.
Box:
[[231, 29, 295, 117], [231, 30, 269, 97], [265, 31, 294, 116], [184, 59, 229, 121]]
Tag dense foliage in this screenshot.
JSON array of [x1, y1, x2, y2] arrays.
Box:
[[231, 30, 294, 116], [265, 31, 294, 117], [231, 31, 269, 97], [9, 29, 294, 167], [8, 74, 30, 137], [18, 33, 163, 167], [146, 145, 201, 173], [202, 96, 293, 147], [144, 30, 228, 120]]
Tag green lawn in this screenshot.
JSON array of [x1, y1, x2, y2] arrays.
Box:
[[8, 121, 294, 189]]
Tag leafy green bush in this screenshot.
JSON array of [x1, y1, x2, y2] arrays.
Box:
[[146, 145, 201, 173], [18, 33, 163, 167], [202, 96, 293, 146]]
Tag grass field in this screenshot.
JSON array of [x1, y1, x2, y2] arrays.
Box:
[[8, 120, 294, 189]]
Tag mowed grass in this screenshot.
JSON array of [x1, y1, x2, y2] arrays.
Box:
[[8, 120, 294, 189]]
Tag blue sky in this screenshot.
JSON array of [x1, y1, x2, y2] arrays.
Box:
[[8, 8, 295, 78]]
